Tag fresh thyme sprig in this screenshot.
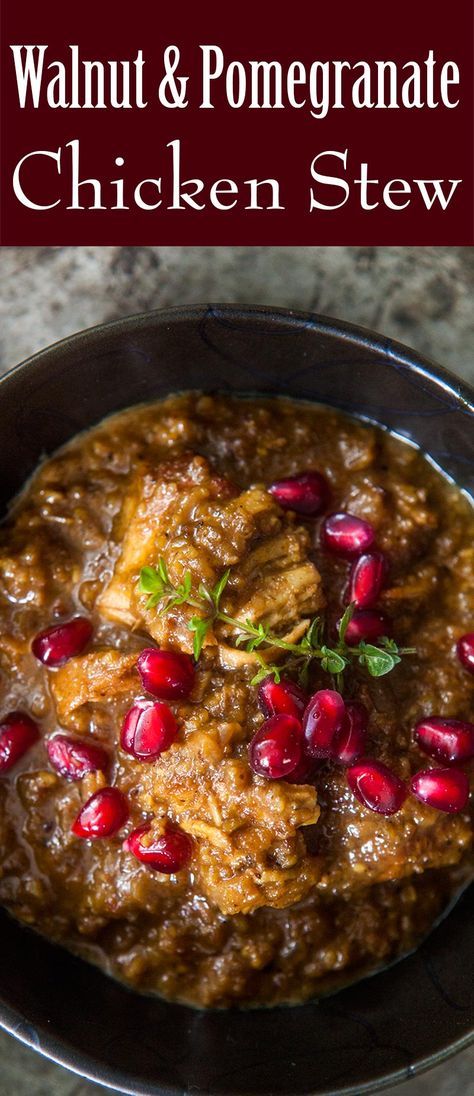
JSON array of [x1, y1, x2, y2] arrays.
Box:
[[139, 561, 415, 688]]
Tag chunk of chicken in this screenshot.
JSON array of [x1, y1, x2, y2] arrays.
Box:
[[215, 527, 320, 672], [50, 648, 138, 733], [136, 713, 321, 916], [98, 452, 324, 660], [97, 454, 235, 636]]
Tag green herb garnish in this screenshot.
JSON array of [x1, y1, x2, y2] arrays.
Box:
[[139, 561, 415, 688]]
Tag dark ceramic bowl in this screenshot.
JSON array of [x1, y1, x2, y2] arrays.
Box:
[[0, 305, 473, 1096]]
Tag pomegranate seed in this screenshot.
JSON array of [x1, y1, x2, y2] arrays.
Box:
[[258, 676, 307, 720], [71, 787, 129, 838], [347, 758, 407, 815], [321, 512, 375, 557], [124, 823, 193, 873], [411, 768, 469, 814], [414, 717, 474, 764], [348, 552, 387, 609], [248, 714, 303, 779], [333, 702, 368, 765], [269, 471, 329, 515], [0, 712, 39, 774], [284, 755, 319, 784], [32, 617, 93, 667], [136, 648, 195, 699], [121, 700, 178, 761], [47, 734, 109, 780], [457, 634, 474, 675], [344, 609, 392, 647], [303, 689, 346, 758]]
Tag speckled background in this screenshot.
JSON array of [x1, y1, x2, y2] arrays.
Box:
[[1, 247, 473, 383], [0, 245, 472, 1096]]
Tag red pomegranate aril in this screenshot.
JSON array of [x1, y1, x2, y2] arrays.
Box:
[[136, 648, 195, 699], [258, 675, 307, 720], [284, 755, 319, 785], [334, 702, 368, 765], [348, 551, 387, 609], [457, 633, 474, 675], [32, 616, 93, 667], [411, 768, 469, 814], [321, 512, 375, 557], [124, 823, 193, 873], [343, 609, 392, 647], [121, 700, 178, 761], [414, 717, 474, 764], [47, 734, 109, 780], [269, 471, 329, 516], [303, 689, 346, 759], [249, 714, 303, 779], [71, 787, 129, 838], [0, 712, 39, 774], [347, 758, 407, 815]]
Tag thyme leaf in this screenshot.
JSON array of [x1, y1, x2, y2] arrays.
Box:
[[320, 646, 349, 675], [189, 616, 212, 661], [337, 602, 355, 644]]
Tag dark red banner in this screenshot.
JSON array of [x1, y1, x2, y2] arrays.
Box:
[[1, 0, 473, 244]]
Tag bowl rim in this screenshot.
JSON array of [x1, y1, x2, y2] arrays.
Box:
[[1, 302, 474, 414], [0, 1012, 472, 1096], [0, 302, 472, 1096]]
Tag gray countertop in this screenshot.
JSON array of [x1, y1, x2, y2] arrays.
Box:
[[0, 247, 473, 386], [0, 245, 472, 1096]]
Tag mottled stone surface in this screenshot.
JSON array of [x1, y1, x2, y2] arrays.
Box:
[[0, 246, 473, 382], [0, 245, 472, 1095]]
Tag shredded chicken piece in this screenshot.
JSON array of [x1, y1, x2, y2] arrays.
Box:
[[98, 452, 324, 658], [50, 649, 138, 731], [138, 743, 321, 915]]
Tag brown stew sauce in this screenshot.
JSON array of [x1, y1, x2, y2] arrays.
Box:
[[0, 394, 472, 1008]]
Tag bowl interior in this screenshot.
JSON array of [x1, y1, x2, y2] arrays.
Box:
[[0, 305, 473, 1096]]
